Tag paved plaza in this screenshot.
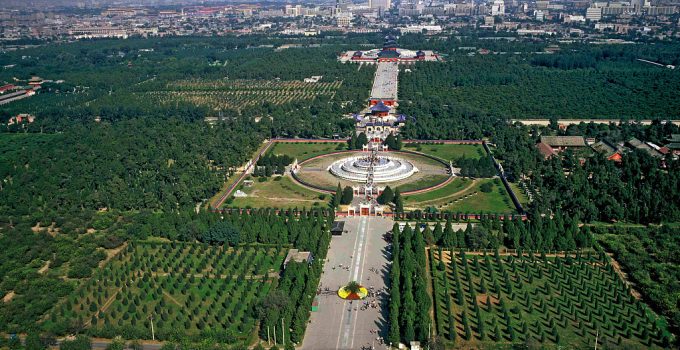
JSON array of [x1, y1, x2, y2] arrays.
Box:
[[369, 62, 399, 101], [301, 216, 394, 350]]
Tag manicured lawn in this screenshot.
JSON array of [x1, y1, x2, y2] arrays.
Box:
[[507, 182, 529, 206], [429, 249, 669, 349], [443, 179, 514, 213], [229, 175, 329, 209], [396, 174, 451, 193], [405, 178, 517, 214], [403, 178, 473, 204], [47, 242, 286, 341], [268, 141, 346, 161], [404, 143, 486, 161]]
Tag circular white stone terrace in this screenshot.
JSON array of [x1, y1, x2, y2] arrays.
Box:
[[328, 155, 418, 183]]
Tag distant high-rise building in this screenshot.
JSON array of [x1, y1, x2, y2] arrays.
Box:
[[631, 0, 644, 13], [336, 0, 350, 13], [535, 9, 545, 20], [285, 5, 302, 16], [586, 6, 602, 21], [491, 0, 505, 15], [370, 0, 392, 11]]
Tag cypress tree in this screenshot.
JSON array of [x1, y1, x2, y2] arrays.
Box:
[[448, 313, 456, 341], [394, 188, 404, 212], [332, 183, 342, 208], [433, 222, 443, 244], [422, 224, 434, 245], [341, 186, 353, 205], [378, 186, 394, 205], [356, 132, 368, 149]]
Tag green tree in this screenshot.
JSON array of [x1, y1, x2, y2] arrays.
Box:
[[203, 220, 240, 246], [333, 183, 342, 208], [59, 335, 91, 350], [422, 224, 434, 245], [344, 281, 361, 294], [341, 186, 354, 205], [356, 132, 368, 149], [25, 332, 44, 350], [395, 134, 404, 150], [348, 131, 357, 150], [384, 133, 398, 150], [378, 186, 394, 205], [394, 188, 404, 212]]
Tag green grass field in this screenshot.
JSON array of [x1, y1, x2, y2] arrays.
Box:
[[405, 178, 517, 214], [443, 179, 515, 213], [507, 182, 529, 206], [429, 249, 671, 349], [45, 242, 286, 341], [395, 174, 451, 193], [403, 178, 473, 204], [268, 142, 345, 161], [228, 175, 328, 209], [404, 143, 486, 161]]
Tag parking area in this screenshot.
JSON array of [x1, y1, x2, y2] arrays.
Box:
[[301, 216, 394, 350]]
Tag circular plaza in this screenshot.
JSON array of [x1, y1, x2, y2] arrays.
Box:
[[328, 154, 418, 183], [294, 150, 451, 192]]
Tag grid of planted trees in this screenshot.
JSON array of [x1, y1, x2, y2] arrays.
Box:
[[428, 248, 672, 348], [139, 79, 342, 111], [45, 242, 286, 341]]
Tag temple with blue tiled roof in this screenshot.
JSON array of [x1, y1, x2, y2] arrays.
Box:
[[370, 101, 391, 117]]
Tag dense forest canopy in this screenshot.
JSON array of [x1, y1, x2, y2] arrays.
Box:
[[0, 36, 376, 137], [0, 119, 261, 222], [399, 52, 680, 120]]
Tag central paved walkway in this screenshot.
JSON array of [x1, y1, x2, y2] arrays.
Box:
[[369, 62, 399, 101], [301, 216, 393, 350]]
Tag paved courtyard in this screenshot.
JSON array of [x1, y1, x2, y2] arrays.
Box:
[[369, 62, 399, 101], [301, 216, 394, 350]]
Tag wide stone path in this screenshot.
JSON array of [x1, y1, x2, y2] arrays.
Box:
[[369, 62, 399, 102], [301, 216, 393, 350]]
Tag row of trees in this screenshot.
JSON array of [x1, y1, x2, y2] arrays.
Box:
[[598, 225, 680, 336], [256, 154, 294, 168], [384, 133, 403, 150], [376, 186, 404, 212], [332, 184, 354, 207], [413, 214, 591, 251], [398, 47, 680, 120], [389, 223, 431, 345], [347, 131, 368, 150], [456, 156, 497, 178], [253, 153, 294, 177], [257, 212, 333, 347]]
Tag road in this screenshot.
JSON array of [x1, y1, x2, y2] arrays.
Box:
[[89, 340, 162, 350], [301, 216, 393, 350], [510, 118, 680, 126], [8, 336, 163, 350]]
